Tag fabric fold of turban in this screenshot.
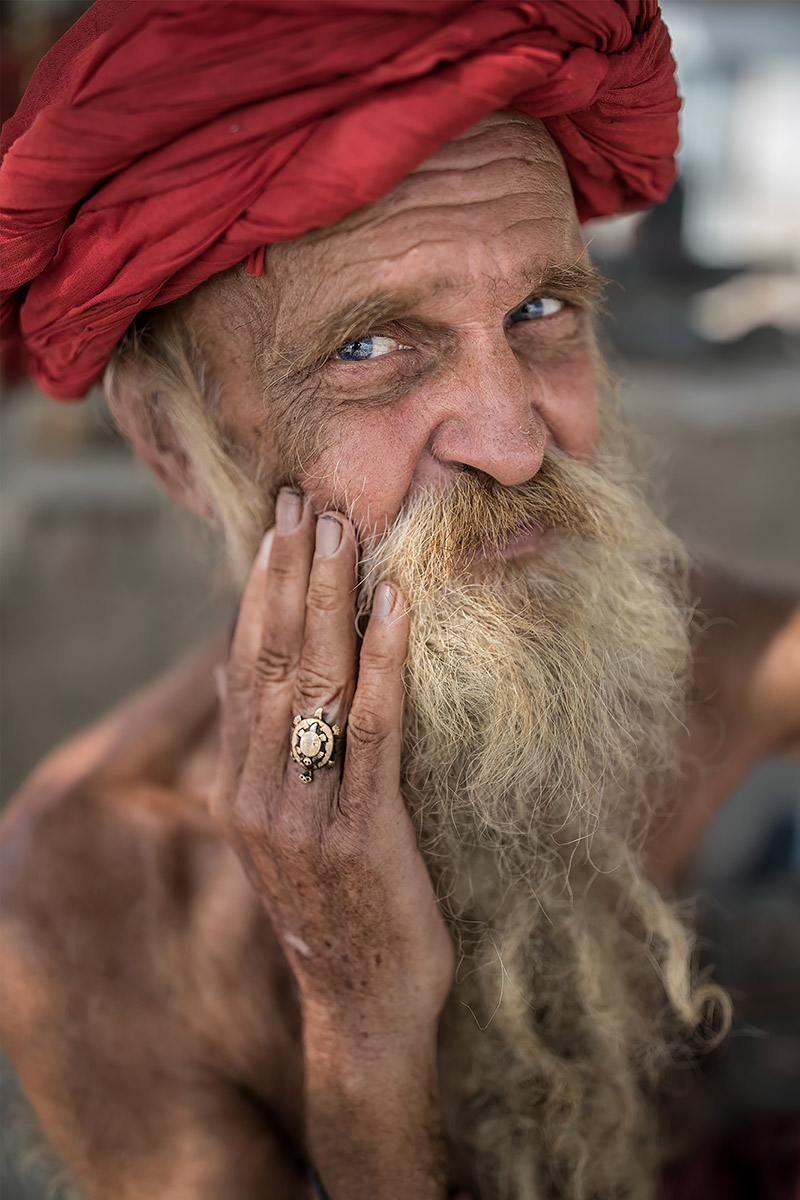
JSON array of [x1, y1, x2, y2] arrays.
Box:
[[1, 0, 679, 400]]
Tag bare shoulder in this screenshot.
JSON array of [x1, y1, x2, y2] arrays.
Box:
[[0, 643, 305, 1198], [647, 570, 800, 884]]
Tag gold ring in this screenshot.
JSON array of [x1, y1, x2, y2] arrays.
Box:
[[290, 708, 341, 784]]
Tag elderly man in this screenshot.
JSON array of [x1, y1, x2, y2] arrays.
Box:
[[1, 2, 798, 1198]]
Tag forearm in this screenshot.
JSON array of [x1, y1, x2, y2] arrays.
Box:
[[303, 1013, 448, 1199]]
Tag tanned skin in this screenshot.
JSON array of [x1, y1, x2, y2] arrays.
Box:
[[2, 115, 799, 1198], [2, 556, 797, 1199]]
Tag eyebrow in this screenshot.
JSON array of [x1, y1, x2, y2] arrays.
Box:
[[273, 260, 606, 381], [272, 289, 429, 380], [525, 261, 606, 307]]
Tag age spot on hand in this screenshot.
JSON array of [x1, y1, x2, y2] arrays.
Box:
[[284, 932, 312, 958]]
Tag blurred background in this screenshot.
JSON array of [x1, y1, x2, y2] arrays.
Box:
[[1, 0, 799, 1195]]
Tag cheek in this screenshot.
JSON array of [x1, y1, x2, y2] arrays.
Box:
[[536, 351, 600, 458], [299, 406, 422, 528]]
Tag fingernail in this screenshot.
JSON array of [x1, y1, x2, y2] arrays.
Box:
[[315, 514, 342, 557], [256, 527, 274, 569], [276, 488, 302, 531], [373, 581, 396, 618]]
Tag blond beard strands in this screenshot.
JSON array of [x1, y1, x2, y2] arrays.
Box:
[[359, 452, 729, 1200]]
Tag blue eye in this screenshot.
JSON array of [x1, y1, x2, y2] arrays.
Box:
[[335, 335, 402, 362], [337, 338, 376, 361], [508, 296, 564, 324]]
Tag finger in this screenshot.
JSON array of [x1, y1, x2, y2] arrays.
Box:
[[298, 514, 359, 718], [340, 581, 408, 812], [224, 527, 274, 719], [214, 526, 274, 804], [249, 487, 316, 737], [282, 512, 359, 794], [220, 486, 314, 795]]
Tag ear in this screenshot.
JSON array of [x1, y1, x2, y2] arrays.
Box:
[[109, 370, 212, 518]]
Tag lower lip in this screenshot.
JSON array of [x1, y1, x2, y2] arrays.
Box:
[[498, 524, 546, 560]]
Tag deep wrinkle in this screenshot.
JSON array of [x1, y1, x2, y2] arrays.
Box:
[[272, 260, 606, 384], [257, 271, 603, 491], [260, 312, 588, 486]]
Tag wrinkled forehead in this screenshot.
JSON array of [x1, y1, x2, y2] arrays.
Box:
[[191, 112, 582, 334], [274, 112, 579, 269]]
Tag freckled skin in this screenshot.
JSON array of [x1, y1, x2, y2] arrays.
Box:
[[1, 114, 798, 1200]]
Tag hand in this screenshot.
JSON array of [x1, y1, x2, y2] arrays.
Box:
[[211, 488, 455, 1045]]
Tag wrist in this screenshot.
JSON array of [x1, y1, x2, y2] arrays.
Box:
[[302, 1001, 440, 1093], [301, 986, 442, 1057], [302, 1021, 447, 1199]]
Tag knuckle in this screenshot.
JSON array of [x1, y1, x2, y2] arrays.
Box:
[[306, 575, 341, 615], [361, 644, 399, 679], [296, 660, 339, 699], [254, 642, 297, 685], [265, 548, 299, 586], [346, 705, 390, 753]]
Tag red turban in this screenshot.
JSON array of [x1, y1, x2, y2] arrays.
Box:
[[1, 0, 679, 400]]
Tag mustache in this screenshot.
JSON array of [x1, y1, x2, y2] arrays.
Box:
[[358, 452, 606, 604]]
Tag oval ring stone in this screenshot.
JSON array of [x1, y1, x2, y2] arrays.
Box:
[[299, 728, 322, 758], [290, 709, 339, 780]]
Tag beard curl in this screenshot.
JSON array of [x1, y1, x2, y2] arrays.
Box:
[[358, 449, 730, 1200]]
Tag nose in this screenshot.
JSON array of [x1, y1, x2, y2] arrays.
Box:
[[421, 339, 547, 486]]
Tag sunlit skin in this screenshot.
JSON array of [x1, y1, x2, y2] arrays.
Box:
[[1, 113, 798, 1200]]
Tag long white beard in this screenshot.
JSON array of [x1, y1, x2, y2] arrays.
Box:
[[358, 449, 727, 1199]]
